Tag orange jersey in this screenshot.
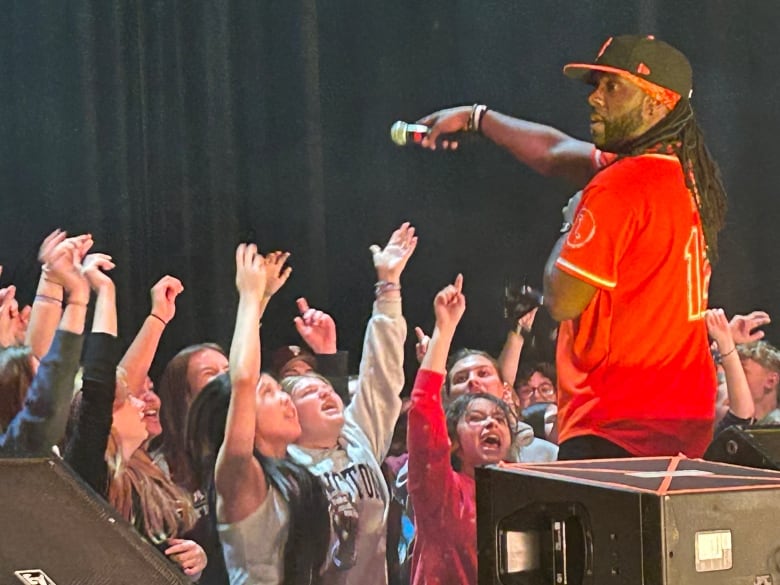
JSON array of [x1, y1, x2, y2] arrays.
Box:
[[555, 153, 716, 457]]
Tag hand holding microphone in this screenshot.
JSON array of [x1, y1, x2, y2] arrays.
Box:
[[390, 104, 487, 150]]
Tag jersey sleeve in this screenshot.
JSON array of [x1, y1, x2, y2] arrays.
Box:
[[556, 168, 640, 290]]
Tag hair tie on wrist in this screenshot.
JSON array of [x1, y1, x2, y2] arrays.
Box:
[[720, 345, 737, 359], [150, 313, 169, 326]]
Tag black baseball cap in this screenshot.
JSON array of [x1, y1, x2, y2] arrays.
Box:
[[563, 35, 692, 100]]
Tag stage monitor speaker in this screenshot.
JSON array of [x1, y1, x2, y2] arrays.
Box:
[[477, 456, 780, 585], [704, 424, 780, 470], [0, 457, 189, 585]]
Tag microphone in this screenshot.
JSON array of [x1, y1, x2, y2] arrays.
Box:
[[390, 121, 430, 146]]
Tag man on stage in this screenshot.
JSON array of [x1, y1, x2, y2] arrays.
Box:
[[417, 35, 728, 459]]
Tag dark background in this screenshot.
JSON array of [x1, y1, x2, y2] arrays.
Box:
[[1, 1, 778, 384]]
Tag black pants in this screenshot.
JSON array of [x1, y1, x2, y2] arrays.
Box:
[[557, 435, 634, 461]]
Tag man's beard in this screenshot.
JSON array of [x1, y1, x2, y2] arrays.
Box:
[[592, 107, 645, 153]]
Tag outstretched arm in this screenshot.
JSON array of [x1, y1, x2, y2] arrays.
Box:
[[417, 106, 597, 187], [119, 275, 183, 393], [420, 274, 465, 374], [215, 243, 268, 524], [0, 236, 91, 455], [497, 307, 538, 388], [347, 222, 416, 460], [408, 275, 466, 515], [26, 231, 92, 357], [64, 252, 119, 494], [706, 308, 754, 424]]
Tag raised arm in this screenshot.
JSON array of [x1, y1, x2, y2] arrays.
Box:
[[497, 307, 538, 388], [26, 231, 92, 358], [0, 236, 90, 455], [294, 296, 350, 397], [346, 222, 416, 460], [706, 308, 754, 426], [417, 106, 597, 187], [215, 243, 268, 523], [64, 252, 120, 494], [407, 275, 466, 511], [119, 275, 183, 392]]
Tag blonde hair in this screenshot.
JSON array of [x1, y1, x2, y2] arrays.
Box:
[[738, 341, 780, 375], [107, 372, 197, 544]]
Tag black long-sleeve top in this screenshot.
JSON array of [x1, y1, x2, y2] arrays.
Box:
[[64, 332, 120, 495]]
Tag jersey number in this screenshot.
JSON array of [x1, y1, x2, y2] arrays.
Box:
[[685, 226, 710, 320]]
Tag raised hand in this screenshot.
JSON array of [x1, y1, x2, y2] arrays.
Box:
[[293, 297, 337, 354], [150, 275, 184, 325], [414, 326, 430, 364], [16, 304, 31, 344], [263, 251, 292, 298], [706, 308, 736, 355], [81, 253, 116, 292], [164, 538, 208, 578], [0, 285, 17, 347], [235, 243, 266, 299], [433, 273, 466, 333], [517, 306, 538, 335], [369, 222, 418, 284], [46, 237, 90, 298], [37, 229, 67, 268], [729, 310, 770, 344], [417, 106, 472, 151]]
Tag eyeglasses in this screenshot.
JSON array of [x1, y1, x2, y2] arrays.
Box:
[[517, 383, 556, 400]]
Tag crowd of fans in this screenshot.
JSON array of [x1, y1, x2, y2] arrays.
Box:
[[0, 225, 775, 585]]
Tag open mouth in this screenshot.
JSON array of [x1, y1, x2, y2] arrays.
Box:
[[480, 432, 503, 449], [321, 401, 340, 415], [143, 409, 158, 419]]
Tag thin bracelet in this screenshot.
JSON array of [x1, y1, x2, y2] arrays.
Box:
[[375, 280, 401, 297], [149, 313, 169, 326], [720, 346, 737, 359], [35, 294, 63, 306], [67, 300, 89, 307]]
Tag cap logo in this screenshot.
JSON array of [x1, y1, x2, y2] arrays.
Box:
[[289, 345, 302, 356], [636, 62, 651, 75], [596, 37, 613, 59]]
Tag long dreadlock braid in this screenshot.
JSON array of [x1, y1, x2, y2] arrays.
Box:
[[621, 99, 728, 263]]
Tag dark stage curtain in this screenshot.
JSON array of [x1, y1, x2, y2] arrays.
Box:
[[2, 0, 780, 381]]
